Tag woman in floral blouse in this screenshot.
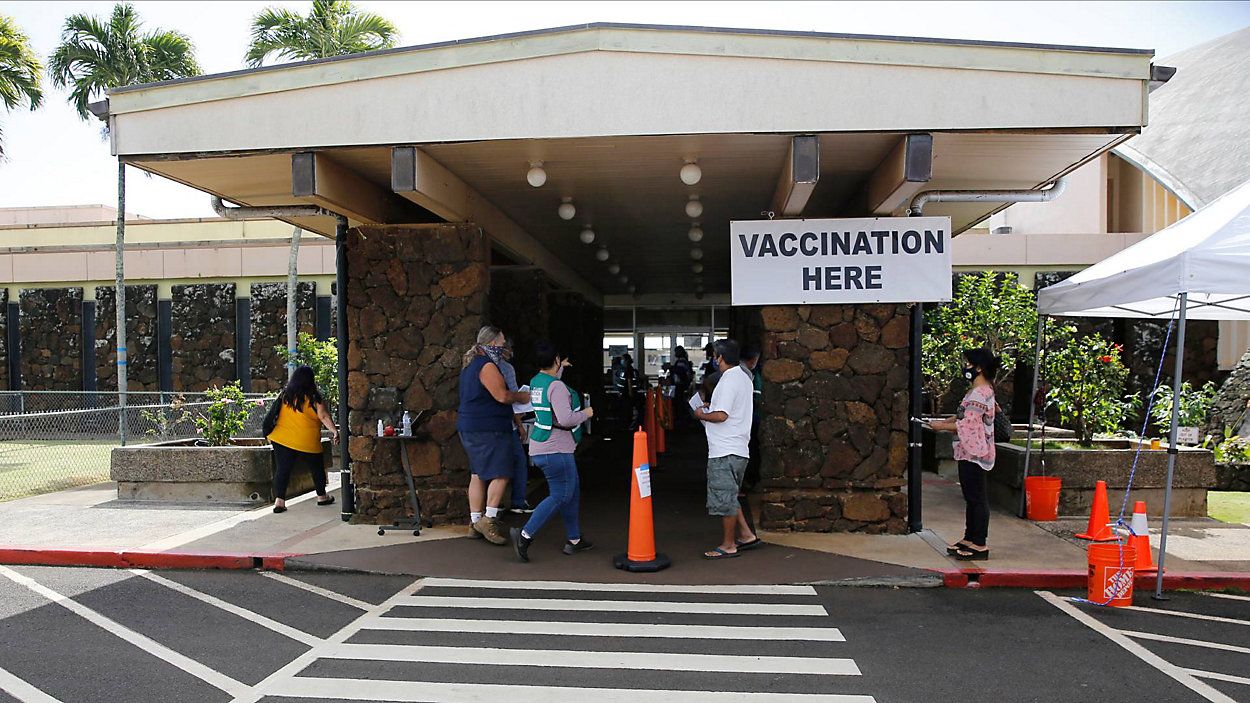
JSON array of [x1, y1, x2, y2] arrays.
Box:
[[929, 348, 1000, 561]]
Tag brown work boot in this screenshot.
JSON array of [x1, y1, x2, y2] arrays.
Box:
[[473, 516, 508, 545], [467, 523, 483, 539]]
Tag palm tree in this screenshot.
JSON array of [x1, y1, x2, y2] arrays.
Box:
[[247, 0, 398, 378], [49, 3, 201, 442], [245, 0, 399, 68], [0, 14, 44, 157]]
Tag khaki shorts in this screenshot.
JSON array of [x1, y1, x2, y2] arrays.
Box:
[[706, 454, 748, 516]]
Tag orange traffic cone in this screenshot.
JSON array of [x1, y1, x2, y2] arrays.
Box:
[[1128, 501, 1160, 574], [1076, 480, 1118, 542], [613, 429, 671, 572], [656, 394, 667, 454]]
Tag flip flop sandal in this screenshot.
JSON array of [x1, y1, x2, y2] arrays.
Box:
[[317, 496, 336, 506], [947, 542, 974, 555], [954, 548, 990, 561], [735, 538, 763, 551], [703, 547, 741, 560]]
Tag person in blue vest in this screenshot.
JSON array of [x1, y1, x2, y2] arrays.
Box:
[[511, 339, 594, 562], [458, 325, 531, 545]]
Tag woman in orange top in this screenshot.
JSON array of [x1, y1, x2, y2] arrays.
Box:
[[266, 365, 339, 513]]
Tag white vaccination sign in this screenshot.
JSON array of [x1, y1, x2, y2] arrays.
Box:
[[730, 217, 953, 305]]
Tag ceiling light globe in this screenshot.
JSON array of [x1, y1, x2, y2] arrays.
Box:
[[679, 162, 702, 186], [608, 263, 620, 275], [526, 164, 547, 188], [619, 275, 629, 284], [685, 197, 704, 219], [579, 227, 595, 244], [690, 248, 703, 261], [596, 247, 610, 261], [558, 199, 576, 220], [691, 263, 703, 274], [688, 226, 704, 243]]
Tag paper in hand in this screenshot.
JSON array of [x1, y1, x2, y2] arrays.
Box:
[[688, 393, 706, 414]]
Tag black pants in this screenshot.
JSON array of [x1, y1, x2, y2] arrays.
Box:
[[272, 442, 327, 500], [958, 460, 989, 547]]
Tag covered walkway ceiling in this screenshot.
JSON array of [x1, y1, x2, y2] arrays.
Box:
[[105, 23, 1158, 304]]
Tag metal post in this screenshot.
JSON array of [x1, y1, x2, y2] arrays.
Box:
[[116, 160, 128, 446], [286, 226, 302, 380], [907, 301, 923, 532], [1154, 292, 1187, 600], [335, 216, 354, 521], [1020, 314, 1046, 517]]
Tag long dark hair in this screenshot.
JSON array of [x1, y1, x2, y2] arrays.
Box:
[[281, 365, 323, 410], [963, 348, 1001, 384]]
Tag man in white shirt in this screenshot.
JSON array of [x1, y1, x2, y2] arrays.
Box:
[[693, 339, 760, 559]]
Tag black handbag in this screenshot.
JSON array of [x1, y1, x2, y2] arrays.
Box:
[[262, 394, 282, 437], [993, 403, 1012, 443]]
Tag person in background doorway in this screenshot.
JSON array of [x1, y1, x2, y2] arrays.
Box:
[[671, 346, 694, 400], [693, 339, 760, 559], [497, 339, 535, 515], [458, 325, 531, 545], [512, 340, 594, 562], [266, 365, 338, 513], [928, 348, 1000, 561], [740, 344, 764, 492], [699, 342, 717, 383]]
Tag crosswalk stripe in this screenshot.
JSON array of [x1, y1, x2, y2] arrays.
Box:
[[1123, 606, 1250, 627], [260, 572, 372, 611], [1203, 592, 1250, 604], [419, 578, 818, 596], [396, 595, 827, 616], [324, 642, 860, 675], [361, 616, 846, 641], [1121, 630, 1250, 655], [0, 664, 63, 703], [271, 677, 877, 702], [134, 570, 321, 647], [1181, 669, 1250, 687]]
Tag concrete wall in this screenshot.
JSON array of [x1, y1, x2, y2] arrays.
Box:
[[249, 282, 316, 393], [94, 285, 159, 392], [19, 288, 82, 390]]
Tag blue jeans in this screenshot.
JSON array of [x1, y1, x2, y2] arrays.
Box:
[[509, 432, 528, 505], [523, 453, 581, 541]]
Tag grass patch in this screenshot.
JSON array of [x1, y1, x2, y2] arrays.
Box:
[[0, 440, 116, 502], [1209, 491, 1250, 525]]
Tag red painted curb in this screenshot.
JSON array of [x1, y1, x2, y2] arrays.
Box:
[[934, 567, 1250, 592], [0, 548, 299, 571]]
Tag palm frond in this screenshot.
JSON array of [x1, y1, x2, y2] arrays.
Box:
[[245, 0, 398, 66], [0, 14, 44, 112]]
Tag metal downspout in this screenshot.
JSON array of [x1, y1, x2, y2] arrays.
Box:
[[907, 177, 1068, 216]]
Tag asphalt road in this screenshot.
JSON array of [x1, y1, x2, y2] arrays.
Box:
[[0, 565, 1246, 702]]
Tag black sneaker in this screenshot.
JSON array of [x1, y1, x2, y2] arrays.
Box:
[[562, 539, 594, 555], [509, 502, 536, 514], [511, 527, 532, 563]]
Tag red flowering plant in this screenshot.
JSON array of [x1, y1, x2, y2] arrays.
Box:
[[1041, 325, 1133, 444]]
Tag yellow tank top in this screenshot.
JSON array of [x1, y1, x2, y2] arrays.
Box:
[[266, 398, 323, 454]]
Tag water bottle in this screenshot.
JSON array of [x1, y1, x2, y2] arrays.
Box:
[[401, 411, 412, 437], [376, 419, 384, 437]]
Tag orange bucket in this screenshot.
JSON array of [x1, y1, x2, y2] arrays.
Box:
[[1087, 543, 1137, 607], [1024, 476, 1062, 521]]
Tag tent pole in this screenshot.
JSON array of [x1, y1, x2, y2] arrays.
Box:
[[1154, 293, 1187, 600], [1020, 314, 1045, 518]]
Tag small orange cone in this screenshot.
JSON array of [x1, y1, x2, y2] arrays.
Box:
[[1076, 480, 1118, 542], [645, 390, 659, 467], [1128, 501, 1160, 574], [656, 394, 667, 455], [614, 429, 671, 572]]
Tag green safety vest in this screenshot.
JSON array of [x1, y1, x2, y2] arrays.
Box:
[[529, 372, 584, 444]]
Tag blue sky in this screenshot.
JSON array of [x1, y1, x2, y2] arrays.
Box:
[[2, 1, 1249, 219]]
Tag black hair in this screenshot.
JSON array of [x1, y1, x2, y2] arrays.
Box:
[[281, 365, 323, 410], [962, 348, 1001, 382], [713, 338, 741, 367], [674, 346, 688, 360], [534, 339, 560, 370], [741, 344, 761, 362]]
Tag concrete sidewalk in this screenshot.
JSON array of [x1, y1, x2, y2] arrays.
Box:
[[1, 470, 1248, 589]]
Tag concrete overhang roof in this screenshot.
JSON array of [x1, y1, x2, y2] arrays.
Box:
[[105, 23, 1157, 301]]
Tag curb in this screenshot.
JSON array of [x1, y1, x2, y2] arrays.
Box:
[[0, 548, 298, 572], [935, 567, 1250, 592]]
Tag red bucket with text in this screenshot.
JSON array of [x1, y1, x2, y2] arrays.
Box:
[[1024, 476, 1062, 521], [1087, 543, 1137, 607]]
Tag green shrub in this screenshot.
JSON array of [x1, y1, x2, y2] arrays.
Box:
[[1150, 381, 1217, 435], [1042, 325, 1133, 445], [194, 382, 249, 446], [276, 332, 339, 410]]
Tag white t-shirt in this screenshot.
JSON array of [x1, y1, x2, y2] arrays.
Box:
[[704, 365, 753, 459]]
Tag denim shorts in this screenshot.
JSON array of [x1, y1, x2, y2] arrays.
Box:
[[706, 454, 748, 516]]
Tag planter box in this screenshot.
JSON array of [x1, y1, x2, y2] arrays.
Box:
[[111, 438, 333, 504], [922, 424, 1075, 480], [990, 440, 1215, 518], [1216, 463, 1250, 491]]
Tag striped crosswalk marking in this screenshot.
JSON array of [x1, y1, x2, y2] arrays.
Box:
[[363, 616, 847, 641], [396, 594, 828, 616], [322, 642, 861, 675], [419, 577, 819, 595], [270, 678, 878, 702]]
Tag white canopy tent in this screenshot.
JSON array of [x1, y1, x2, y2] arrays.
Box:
[[1034, 176, 1250, 599]]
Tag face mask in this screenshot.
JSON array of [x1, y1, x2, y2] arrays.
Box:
[[962, 366, 977, 382], [482, 345, 505, 361]]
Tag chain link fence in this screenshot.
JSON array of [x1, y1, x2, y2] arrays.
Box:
[[0, 391, 270, 503]]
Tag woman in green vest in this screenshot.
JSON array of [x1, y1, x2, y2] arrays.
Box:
[[511, 340, 594, 562]]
